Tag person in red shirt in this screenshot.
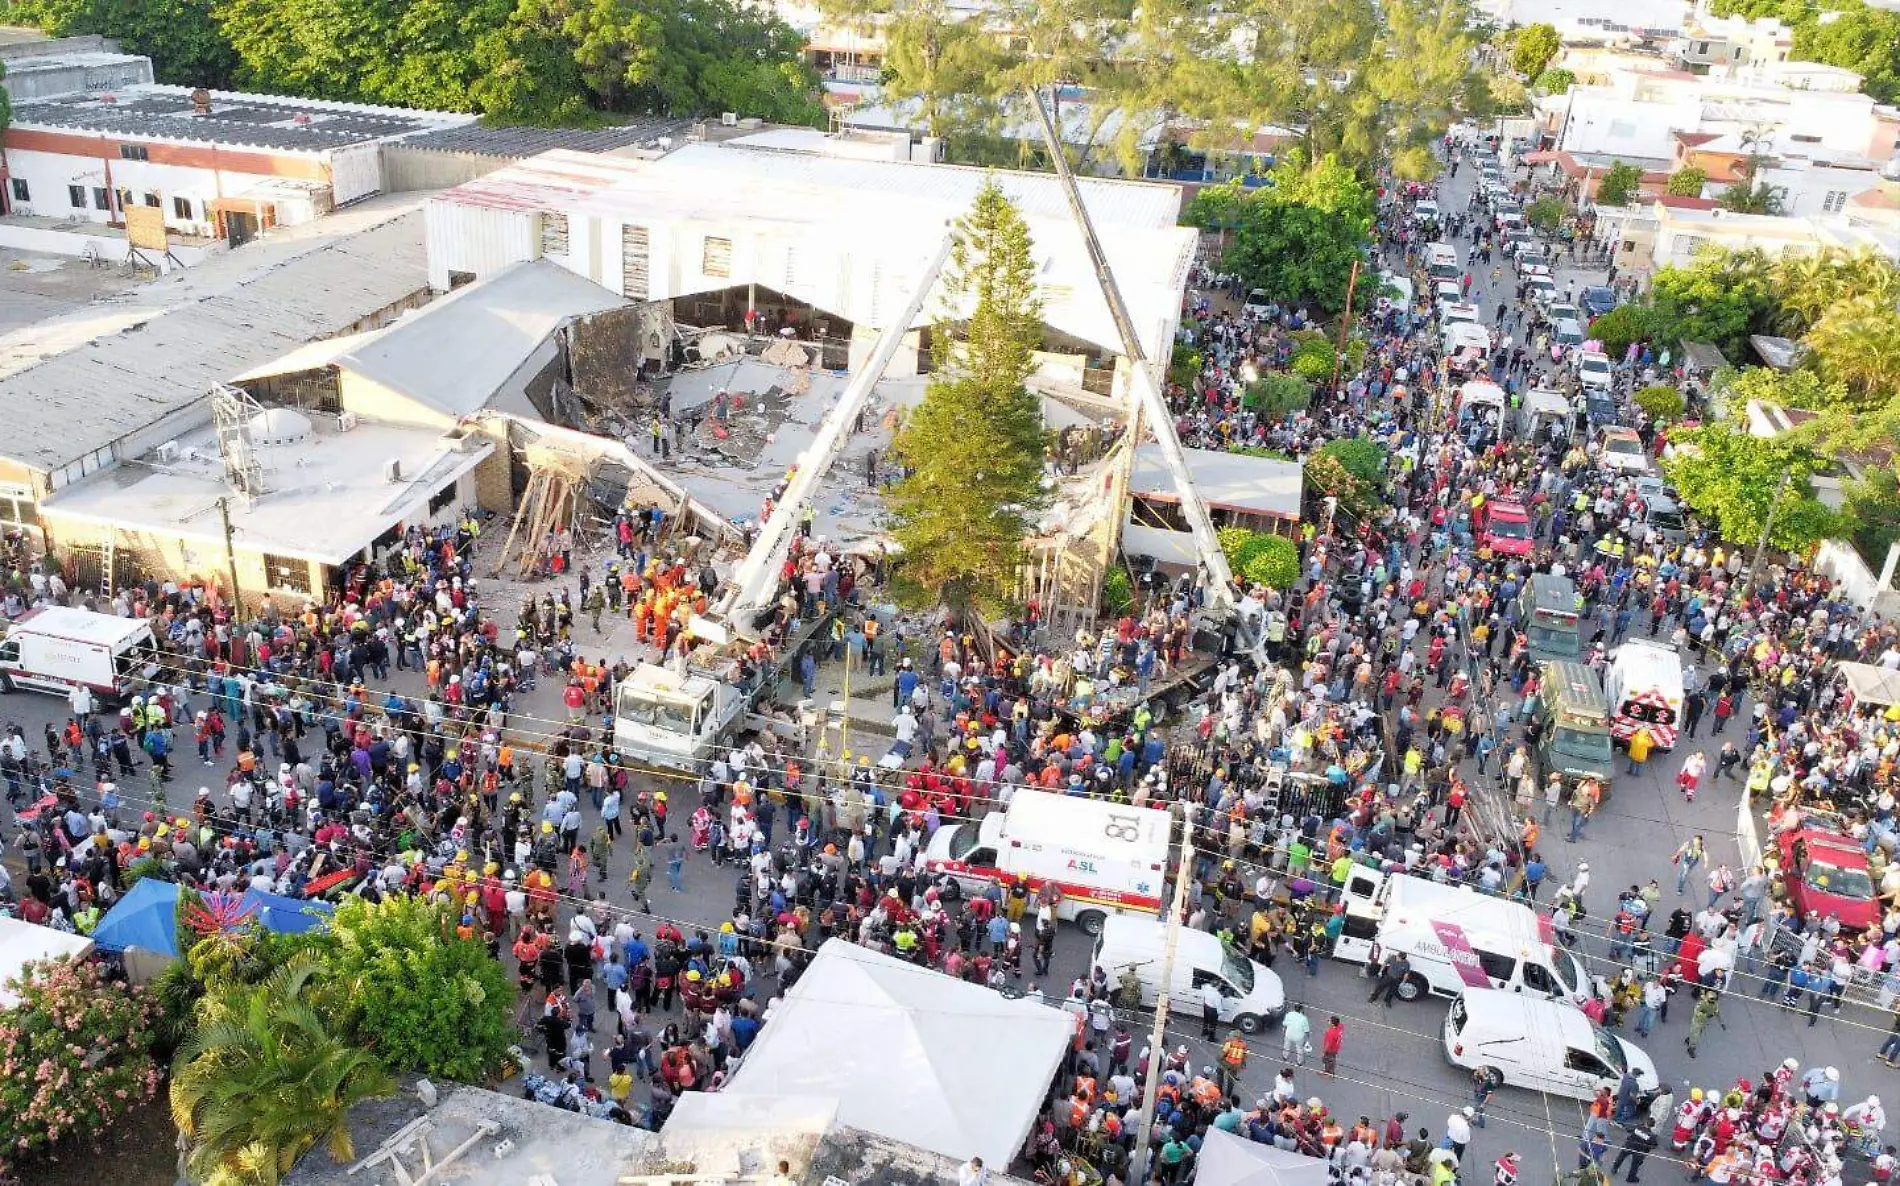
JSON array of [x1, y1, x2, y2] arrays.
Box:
[[1321, 1015, 1345, 1076]]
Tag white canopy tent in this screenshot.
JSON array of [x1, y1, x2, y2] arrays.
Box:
[[0, 919, 95, 1008], [722, 939, 1071, 1169], [1838, 661, 1900, 711], [1194, 1129, 1336, 1186]]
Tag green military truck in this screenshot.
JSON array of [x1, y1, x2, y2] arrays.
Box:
[[1533, 660, 1616, 801], [1520, 572, 1583, 665]]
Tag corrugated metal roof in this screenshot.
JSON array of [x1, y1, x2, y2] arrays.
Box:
[[9, 85, 470, 152], [0, 212, 428, 472], [396, 119, 691, 159]]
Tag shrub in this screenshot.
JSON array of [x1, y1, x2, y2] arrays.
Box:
[[1169, 343, 1204, 389], [1241, 372, 1313, 418], [1102, 566, 1134, 616], [0, 957, 163, 1172], [1634, 385, 1686, 423], [1587, 305, 1650, 356], [1315, 437, 1386, 485], [1242, 534, 1301, 589], [1289, 338, 1337, 384], [324, 896, 512, 1083]]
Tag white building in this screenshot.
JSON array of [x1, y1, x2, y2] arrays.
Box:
[[1, 74, 473, 242], [422, 130, 1199, 399]]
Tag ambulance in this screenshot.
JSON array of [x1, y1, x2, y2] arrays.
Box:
[[1603, 640, 1684, 751], [1330, 865, 1593, 1005], [922, 790, 1170, 935], [0, 607, 159, 703]]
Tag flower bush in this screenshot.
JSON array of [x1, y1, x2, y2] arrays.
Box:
[[0, 956, 162, 1170]]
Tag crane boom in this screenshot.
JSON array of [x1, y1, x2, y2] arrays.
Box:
[[1024, 87, 1236, 615], [717, 232, 956, 637]]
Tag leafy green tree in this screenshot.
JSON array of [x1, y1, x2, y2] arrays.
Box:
[[887, 182, 1048, 609], [1773, 247, 1900, 337], [1633, 384, 1686, 423], [1316, 436, 1386, 484], [1666, 166, 1708, 197], [1646, 248, 1776, 358], [1512, 22, 1561, 77], [323, 897, 512, 1083], [1662, 422, 1839, 551], [1595, 160, 1643, 207], [1242, 372, 1314, 418], [171, 958, 394, 1186], [1839, 466, 1900, 572], [868, 0, 1009, 143], [1525, 195, 1565, 233], [1531, 67, 1575, 93], [1794, 3, 1900, 103], [1586, 305, 1651, 356], [1718, 173, 1786, 215], [1290, 338, 1339, 383], [1198, 153, 1375, 314], [1243, 534, 1301, 588], [1716, 364, 1846, 414], [1804, 292, 1900, 407]]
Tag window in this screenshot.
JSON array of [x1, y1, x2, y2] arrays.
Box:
[[1475, 948, 1518, 983], [68, 185, 85, 209], [427, 480, 457, 516], [1564, 1049, 1610, 1076], [173, 196, 193, 220], [1822, 190, 1848, 213], [1522, 961, 1556, 994], [1190, 969, 1234, 997], [8, 178, 26, 203], [92, 187, 110, 211], [118, 144, 148, 161], [702, 235, 732, 279], [142, 192, 159, 208], [49, 446, 114, 490], [114, 187, 131, 213], [262, 552, 313, 595]]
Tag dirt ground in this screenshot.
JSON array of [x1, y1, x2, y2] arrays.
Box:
[[15, 1094, 179, 1186]]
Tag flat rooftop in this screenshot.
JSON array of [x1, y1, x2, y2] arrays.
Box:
[[41, 410, 491, 566], [10, 85, 472, 152]]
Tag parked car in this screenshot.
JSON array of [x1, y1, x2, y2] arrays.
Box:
[[1414, 199, 1441, 226], [1776, 822, 1878, 932], [1477, 498, 1536, 556], [1242, 289, 1273, 318], [1599, 426, 1649, 473], [1578, 350, 1615, 391], [1581, 286, 1619, 318]]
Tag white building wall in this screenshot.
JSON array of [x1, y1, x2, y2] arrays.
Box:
[[3, 146, 330, 234], [422, 198, 537, 290], [1559, 93, 1696, 160], [1761, 162, 1881, 217]]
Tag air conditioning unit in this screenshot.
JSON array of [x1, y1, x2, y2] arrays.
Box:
[[336, 411, 359, 432], [382, 457, 403, 483], [720, 112, 739, 127], [152, 440, 181, 463]]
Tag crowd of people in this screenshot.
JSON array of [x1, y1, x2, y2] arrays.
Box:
[[1, 130, 1899, 1186]]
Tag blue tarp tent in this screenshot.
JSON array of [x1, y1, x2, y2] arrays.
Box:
[[90, 878, 180, 958], [239, 888, 335, 935], [91, 881, 336, 959]]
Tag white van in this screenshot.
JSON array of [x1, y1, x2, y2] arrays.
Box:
[[923, 790, 1169, 935], [1445, 990, 1659, 1100], [1092, 915, 1286, 1035], [1333, 867, 1592, 1005], [1427, 243, 1461, 282], [0, 607, 158, 703], [1604, 640, 1684, 751]]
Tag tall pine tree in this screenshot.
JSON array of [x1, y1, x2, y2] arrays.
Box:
[[886, 181, 1049, 610]]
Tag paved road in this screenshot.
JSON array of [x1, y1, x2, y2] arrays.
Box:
[[0, 158, 1882, 1182]]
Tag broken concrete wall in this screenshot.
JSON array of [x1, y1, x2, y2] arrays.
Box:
[[569, 302, 675, 413]]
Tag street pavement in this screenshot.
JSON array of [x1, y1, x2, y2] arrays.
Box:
[[0, 156, 1884, 1183]]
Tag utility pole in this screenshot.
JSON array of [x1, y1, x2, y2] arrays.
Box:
[[216, 496, 243, 612], [1129, 799, 1198, 1186], [1744, 471, 1792, 597], [1331, 259, 1362, 395]]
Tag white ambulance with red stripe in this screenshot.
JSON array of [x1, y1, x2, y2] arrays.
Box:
[[1331, 866, 1593, 1005], [922, 789, 1169, 935], [1604, 640, 1684, 751]]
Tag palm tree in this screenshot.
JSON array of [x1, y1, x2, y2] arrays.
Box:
[[170, 957, 394, 1186], [1805, 292, 1900, 407]]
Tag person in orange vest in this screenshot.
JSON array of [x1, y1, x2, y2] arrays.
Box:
[[1219, 1030, 1249, 1097]]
